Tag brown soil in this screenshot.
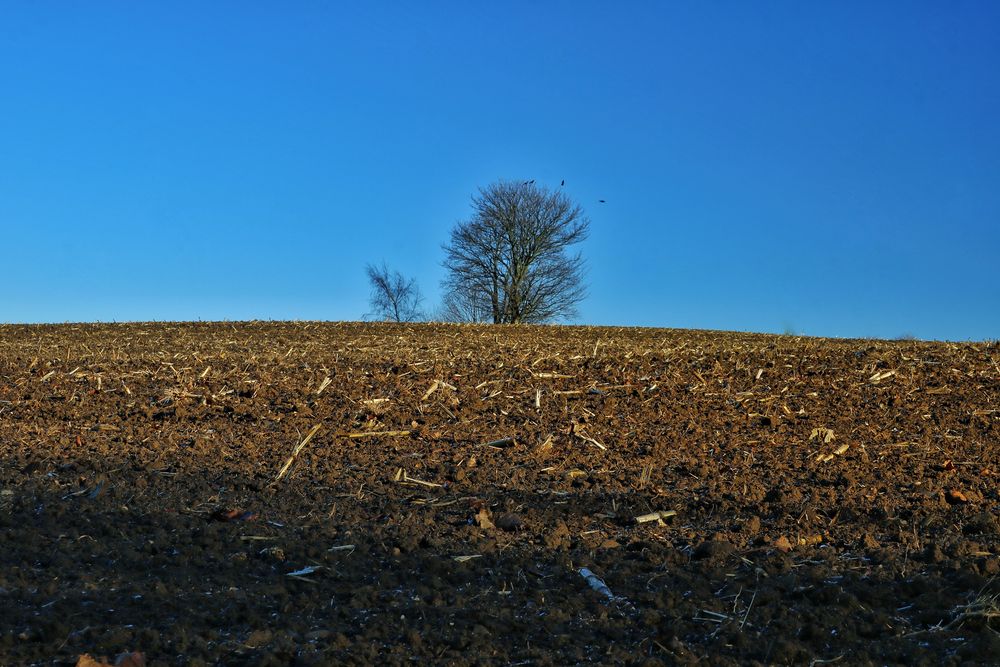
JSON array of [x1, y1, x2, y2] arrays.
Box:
[[1, 322, 998, 666]]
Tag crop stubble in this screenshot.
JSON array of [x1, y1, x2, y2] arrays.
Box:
[[0, 322, 998, 665]]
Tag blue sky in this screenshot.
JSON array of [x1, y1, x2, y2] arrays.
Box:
[[2, 2, 998, 340]]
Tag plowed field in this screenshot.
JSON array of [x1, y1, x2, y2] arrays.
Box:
[[1, 322, 998, 666]]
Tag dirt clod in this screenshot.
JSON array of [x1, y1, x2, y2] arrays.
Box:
[[772, 535, 794, 553], [693, 539, 736, 561], [495, 513, 523, 532]]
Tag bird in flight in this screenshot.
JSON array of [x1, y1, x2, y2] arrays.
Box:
[[524, 179, 535, 185], [560, 179, 565, 186], [598, 199, 606, 203]]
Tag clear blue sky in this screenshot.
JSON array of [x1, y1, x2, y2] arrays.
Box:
[[2, 2, 998, 340]]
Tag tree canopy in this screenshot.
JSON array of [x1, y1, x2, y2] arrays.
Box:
[[441, 180, 589, 324]]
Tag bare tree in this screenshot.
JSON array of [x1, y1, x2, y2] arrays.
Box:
[[365, 263, 423, 322], [441, 180, 589, 323], [436, 284, 491, 323]]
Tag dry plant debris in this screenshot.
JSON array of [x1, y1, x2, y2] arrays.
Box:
[[0, 322, 997, 665]]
